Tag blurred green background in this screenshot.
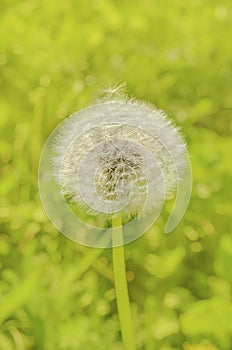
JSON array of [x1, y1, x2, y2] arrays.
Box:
[[0, 0, 232, 349]]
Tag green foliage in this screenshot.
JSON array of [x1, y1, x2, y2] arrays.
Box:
[[180, 298, 232, 348], [0, 0, 231, 349]]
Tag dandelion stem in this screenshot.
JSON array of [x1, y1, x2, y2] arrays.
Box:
[[112, 215, 136, 350]]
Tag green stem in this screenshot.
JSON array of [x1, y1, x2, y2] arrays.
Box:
[[112, 215, 136, 350]]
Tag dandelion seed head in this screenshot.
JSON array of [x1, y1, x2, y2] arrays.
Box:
[[52, 96, 187, 223]]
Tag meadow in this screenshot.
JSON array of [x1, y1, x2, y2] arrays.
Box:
[[0, 1, 231, 349]]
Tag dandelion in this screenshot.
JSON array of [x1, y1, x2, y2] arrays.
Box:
[[52, 94, 187, 224], [39, 85, 191, 350]]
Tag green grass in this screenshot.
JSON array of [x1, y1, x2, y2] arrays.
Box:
[[0, 0, 232, 349]]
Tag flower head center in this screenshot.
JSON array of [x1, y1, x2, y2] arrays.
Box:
[[95, 141, 143, 201]]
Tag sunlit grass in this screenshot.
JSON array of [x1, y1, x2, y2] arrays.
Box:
[[0, 0, 231, 349]]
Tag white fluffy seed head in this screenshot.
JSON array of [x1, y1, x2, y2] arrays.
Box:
[[52, 92, 187, 223]]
